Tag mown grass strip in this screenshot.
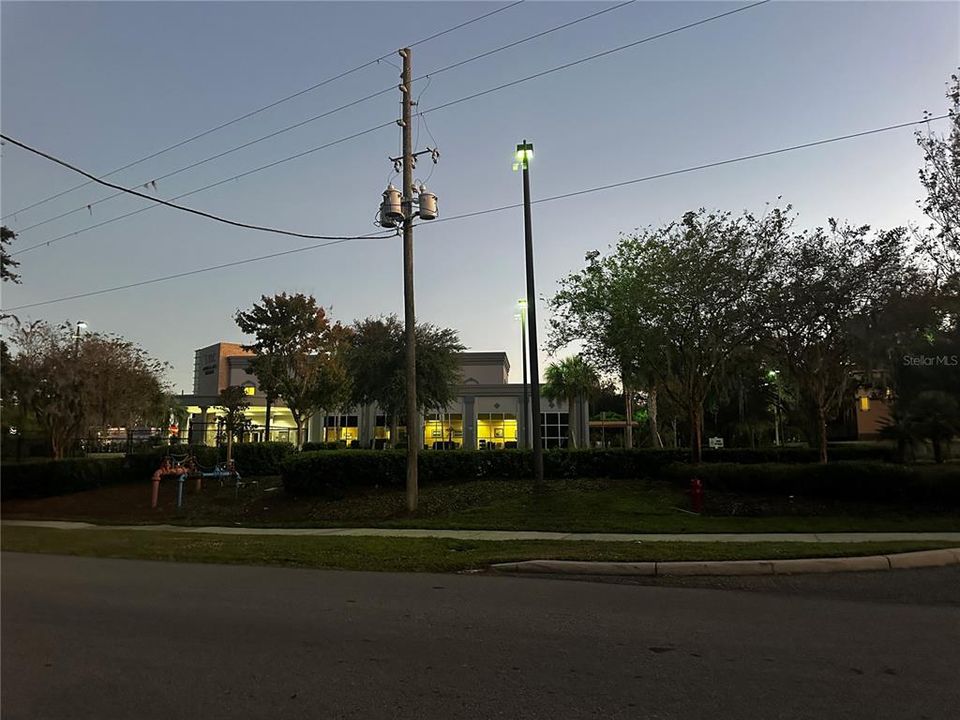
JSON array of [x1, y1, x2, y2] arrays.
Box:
[[2, 526, 956, 574]]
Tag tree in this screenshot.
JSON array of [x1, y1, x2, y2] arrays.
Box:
[[1, 226, 20, 286], [5, 321, 170, 458], [550, 253, 657, 449], [768, 222, 912, 462], [346, 315, 464, 447], [915, 71, 960, 287], [166, 394, 190, 444], [542, 355, 598, 448], [554, 208, 787, 463], [216, 386, 251, 463], [80, 333, 169, 451], [235, 293, 350, 449]]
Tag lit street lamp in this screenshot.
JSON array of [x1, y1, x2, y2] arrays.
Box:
[[514, 140, 543, 485]]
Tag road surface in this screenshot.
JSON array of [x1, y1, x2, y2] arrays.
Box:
[[3, 553, 958, 719]]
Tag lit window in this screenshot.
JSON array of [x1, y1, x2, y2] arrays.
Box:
[[859, 396, 870, 412], [243, 385, 256, 396]]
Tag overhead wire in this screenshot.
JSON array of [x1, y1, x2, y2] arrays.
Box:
[[3, 113, 948, 313], [416, 0, 770, 121], [10, 120, 398, 256], [11, 0, 638, 237], [9, 0, 766, 254], [0, 133, 396, 242], [0, 0, 526, 222], [428, 114, 953, 224]]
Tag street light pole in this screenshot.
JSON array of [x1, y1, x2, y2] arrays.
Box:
[[515, 141, 543, 485], [74, 321, 87, 356], [768, 370, 781, 446], [516, 300, 529, 449]]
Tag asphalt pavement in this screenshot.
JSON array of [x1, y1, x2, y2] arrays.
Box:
[[3, 552, 959, 720]]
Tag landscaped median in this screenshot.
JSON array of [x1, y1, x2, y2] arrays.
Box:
[[2, 523, 958, 575]]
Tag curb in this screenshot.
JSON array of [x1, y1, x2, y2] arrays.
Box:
[[491, 547, 960, 577]]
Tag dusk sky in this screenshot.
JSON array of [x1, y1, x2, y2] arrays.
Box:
[[2, 0, 957, 393]]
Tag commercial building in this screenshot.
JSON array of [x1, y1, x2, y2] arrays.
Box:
[[179, 343, 589, 449]]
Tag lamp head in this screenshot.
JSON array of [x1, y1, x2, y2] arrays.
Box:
[[513, 141, 534, 171]]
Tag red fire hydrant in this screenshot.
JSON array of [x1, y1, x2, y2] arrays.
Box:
[[690, 478, 704, 514]]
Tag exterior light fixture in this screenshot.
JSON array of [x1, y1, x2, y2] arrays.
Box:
[[513, 141, 534, 171]]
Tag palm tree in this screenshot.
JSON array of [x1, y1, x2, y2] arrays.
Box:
[[543, 356, 599, 448]]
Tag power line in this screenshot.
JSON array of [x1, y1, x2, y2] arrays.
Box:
[[0, 134, 396, 242], [3, 114, 946, 314], [2, 237, 391, 311], [10, 0, 767, 255], [10, 85, 400, 236], [418, 0, 771, 120], [10, 120, 398, 256], [0, 1, 526, 222], [13, 0, 639, 237], [429, 114, 952, 224]]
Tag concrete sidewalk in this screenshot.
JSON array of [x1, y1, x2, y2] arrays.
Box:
[[4, 520, 960, 544]]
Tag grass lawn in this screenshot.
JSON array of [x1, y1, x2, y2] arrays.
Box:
[[2, 525, 956, 573], [3, 476, 959, 533]]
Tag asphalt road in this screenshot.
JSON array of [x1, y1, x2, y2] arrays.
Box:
[[3, 553, 959, 720]]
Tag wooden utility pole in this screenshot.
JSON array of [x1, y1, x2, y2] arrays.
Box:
[[400, 47, 419, 511]]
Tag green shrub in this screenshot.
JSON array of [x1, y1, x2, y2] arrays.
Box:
[[281, 447, 953, 504], [662, 461, 960, 504], [282, 449, 668, 495], [301, 442, 344, 452], [283, 451, 404, 495], [230, 442, 294, 476], [1, 457, 128, 500]]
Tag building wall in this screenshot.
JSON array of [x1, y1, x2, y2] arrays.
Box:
[[193, 342, 254, 395], [183, 345, 588, 449], [458, 352, 510, 385]]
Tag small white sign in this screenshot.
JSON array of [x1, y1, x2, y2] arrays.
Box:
[[708, 437, 724, 449]]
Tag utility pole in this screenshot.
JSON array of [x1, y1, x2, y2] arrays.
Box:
[[514, 141, 543, 485], [377, 48, 439, 511], [400, 47, 418, 512]]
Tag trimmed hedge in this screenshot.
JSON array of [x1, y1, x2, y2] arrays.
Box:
[[664, 462, 960, 504], [301, 442, 344, 452], [2, 457, 128, 500], [282, 445, 900, 496], [230, 442, 294, 476], [281, 448, 957, 504]]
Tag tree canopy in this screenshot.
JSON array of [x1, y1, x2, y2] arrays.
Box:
[[346, 315, 465, 440], [235, 293, 350, 448]]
